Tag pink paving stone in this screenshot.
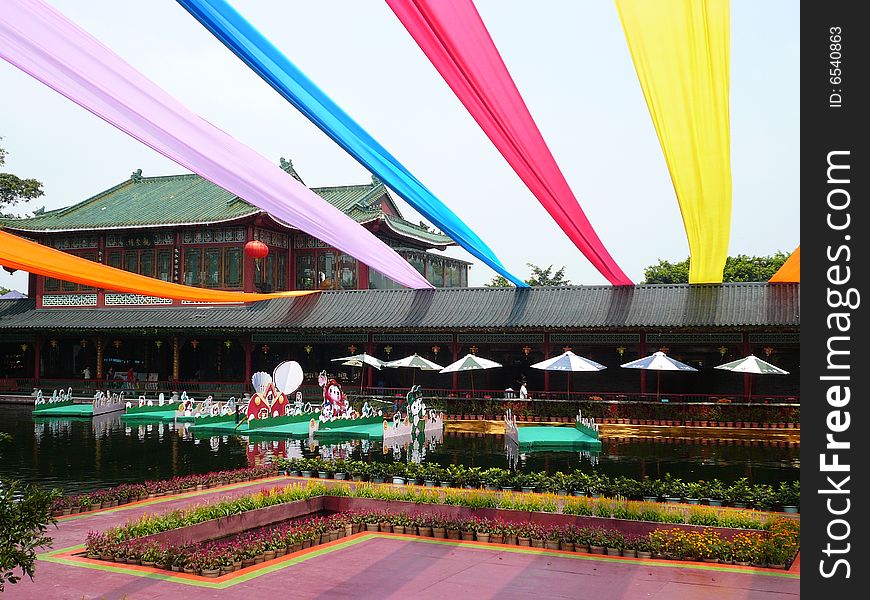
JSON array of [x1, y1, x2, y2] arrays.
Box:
[[2, 479, 800, 600]]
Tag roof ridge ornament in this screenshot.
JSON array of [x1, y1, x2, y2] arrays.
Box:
[[371, 173, 381, 187], [279, 157, 293, 173], [130, 168, 143, 183]]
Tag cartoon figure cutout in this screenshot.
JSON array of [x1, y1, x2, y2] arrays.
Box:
[[320, 375, 348, 420], [245, 361, 303, 421]]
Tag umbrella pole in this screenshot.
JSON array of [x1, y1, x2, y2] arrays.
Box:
[[656, 371, 661, 401], [471, 370, 475, 396]]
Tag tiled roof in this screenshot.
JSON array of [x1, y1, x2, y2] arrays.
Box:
[[0, 283, 799, 332], [0, 171, 455, 247]]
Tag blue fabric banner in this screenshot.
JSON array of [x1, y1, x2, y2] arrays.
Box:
[[177, 0, 526, 287]]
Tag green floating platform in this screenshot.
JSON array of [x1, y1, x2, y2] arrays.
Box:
[[31, 403, 95, 417], [121, 409, 179, 423], [246, 420, 312, 438], [313, 421, 385, 440], [187, 419, 249, 435], [516, 426, 602, 452]]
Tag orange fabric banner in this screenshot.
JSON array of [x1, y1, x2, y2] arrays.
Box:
[[769, 246, 799, 283], [0, 230, 316, 302]]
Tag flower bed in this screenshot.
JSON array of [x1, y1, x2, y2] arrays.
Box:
[[85, 487, 800, 573], [50, 465, 277, 516], [277, 458, 800, 512]]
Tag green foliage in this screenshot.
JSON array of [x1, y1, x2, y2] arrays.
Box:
[[486, 263, 572, 287], [0, 480, 59, 591], [0, 140, 45, 211], [642, 253, 790, 284]]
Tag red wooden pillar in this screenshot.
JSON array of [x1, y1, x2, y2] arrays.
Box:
[[639, 333, 647, 395], [243, 224, 256, 292]]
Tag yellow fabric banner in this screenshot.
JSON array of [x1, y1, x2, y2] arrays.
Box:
[[615, 0, 732, 283], [0, 230, 317, 302], [769, 246, 799, 283]]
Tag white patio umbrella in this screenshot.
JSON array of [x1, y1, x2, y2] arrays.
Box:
[[531, 351, 606, 397], [331, 353, 385, 391], [385, 353, 444, 385], [439, 353, 502, 394], [714, 354, 789, 401], [620, 351, 697, 400]]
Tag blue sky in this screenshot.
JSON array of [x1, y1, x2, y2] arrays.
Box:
[[0, 0, 798, 290]]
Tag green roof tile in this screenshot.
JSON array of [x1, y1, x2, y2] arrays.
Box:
[[1, 171, 456, 248]]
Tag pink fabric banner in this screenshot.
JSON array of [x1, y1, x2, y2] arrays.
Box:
[[387, 0, 632, 286], [0, 0, 430, 289]]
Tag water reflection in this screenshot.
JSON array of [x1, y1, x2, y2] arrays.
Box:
[[1, 404, 799, 495]]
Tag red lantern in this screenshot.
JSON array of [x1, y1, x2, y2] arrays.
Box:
[[244, 240, 269, 259]]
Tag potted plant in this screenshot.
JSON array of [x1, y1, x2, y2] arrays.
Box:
[[701, 479, 726, 506], [141, 543, 162, 568], [370, 463, 388, 484], [661, 474, 684, 503], [515, 523, 531, 547], [682, 482, 703, 505], [640, 477, 664, 502], [730, 531, 763, 566], [544, 525, 561, 550], [605, 531, 625, 556], [332, 459, 348, 480], [529, 523, 546, 548], [777, 480, 800, 513], [628, 534, 650, 559], [725, 478, 752, 508], [350, 462, 370, 482], [750, 483, 776, 511], [432, 516, 447, 539], [588, 529, 607, 554], [489, 519, 505, 544]]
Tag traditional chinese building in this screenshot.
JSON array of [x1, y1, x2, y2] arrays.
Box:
[[0, 164, 799, 402]]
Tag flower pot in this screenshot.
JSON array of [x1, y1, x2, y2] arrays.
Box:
[[318, 471, 329, 479], [329, 531, 339, 542], [290, 543, 302, 553], [424, 480, 436, 487], [419, 526, 433, 537], [334, 472, 347, 480], [702, 558, 719, 563], [750, 561, 766, 568], [705, 498, 723, 507], [254, 554, 265, 564], [372, 477, 385, 484], [606, 547, 621, 556], [636, 551, 652, 559], [683, 498, 700, 505], [447, 530, 461, 540], [379, 523, 392, 533], [366, 523, 379, 532], [115, 557, 127, 564], [477, 533, 491, 543], [302, 539, 312, 549], [263, 551, 276, 561], [560, 541, 575, 552], [241, 558, 256, 568], [392, 477, 407, 485], [664, 497, 681, 504], [461, 531, 475, 541], [439, 481, 451, 488], [642, 496, 658, 502], [517, 537, 530, 547], [589, 545, 605, 555], [301, 471, 313, 477], [352, 475, 364, 482], [220, 567, 234, 576], [141, 561, 155, 568], [521, 486, 535, 494], [531, 538, 545, 548], [621, 549, 637, 558], [171, 565, 183, 572], [484, 485, 497, 491], [501, 486, 515, 492], [490, 534, 504, 544], [201, 568, 220, 578], [545, 540, 560, 550], [275, 548, 287, 557], [734, 560, 751, 566], [782, 505, 799, 514], [183, 567, 197, 575], [769, 563, 786, 570], [731, 501, 748, 509], [393, 526, 406, 535], [433, 527, 446, 538], [70, 506, 81, 514]]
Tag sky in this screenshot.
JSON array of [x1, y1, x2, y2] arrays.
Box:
[[0, 0, 799, 291]]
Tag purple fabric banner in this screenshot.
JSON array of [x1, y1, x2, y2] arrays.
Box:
[[0, 0, 431, 289]]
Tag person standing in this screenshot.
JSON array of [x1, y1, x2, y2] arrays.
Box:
[[126, 366, 135, 389], [519, 379, 529, 399]]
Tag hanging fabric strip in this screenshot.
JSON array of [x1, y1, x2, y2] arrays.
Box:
[[176, 0, 526, 288], [769, 246, 799, 283], [615, 0, 732, 284], [0, 230, 316, 302], [386, 0, 632, 286], [0, 0, 430, 290]]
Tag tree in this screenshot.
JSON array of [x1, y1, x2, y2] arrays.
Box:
[[0, 434, 59, 592], [1, 139, 44, 214], [486, 263, 572, 287], [642, 253, 790, 284]]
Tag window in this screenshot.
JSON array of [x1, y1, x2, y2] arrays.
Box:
[[224, 248, 242, 288], [406, 252, 425, 276], [183, 249, 202, 286], [318, 252, 335, 289], [368, 268, 403, 290], [296, 253, 315, 290], [276, 253, 287, 290], [157, 250, 172, 282], [205, 249, 221, 288], [446, 263, 460, 287], [338, 254, 357, 289]]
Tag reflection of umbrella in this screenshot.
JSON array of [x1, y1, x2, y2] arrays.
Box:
[[439, 354, 502, 394], [385, 354, 444, 385], [715, 355, 788, 401], [331, 353, 385, 391], [531, 351, 606, 397], [620, 351, 697, 399]]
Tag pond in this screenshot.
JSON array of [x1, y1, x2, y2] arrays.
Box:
[[0, 405, 799, 495]]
